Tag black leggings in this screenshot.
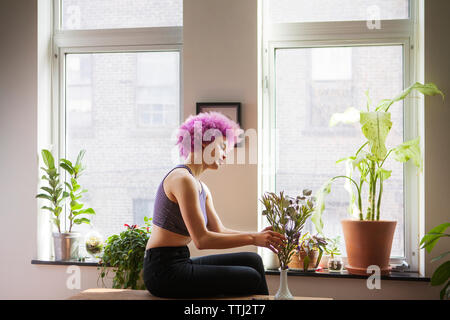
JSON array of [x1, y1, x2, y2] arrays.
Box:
[[143, 246, 269, 298]]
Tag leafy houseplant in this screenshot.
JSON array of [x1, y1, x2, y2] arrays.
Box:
[[260, 190, 315, 299], [420, 222, 450, 300], [36, 149, 96, 260], [312, 82, 445, 276], [98, 217, 152, 290], [324, 236, 343, 272], [59, 150, 96, 232], [296, 233, 327, 272]]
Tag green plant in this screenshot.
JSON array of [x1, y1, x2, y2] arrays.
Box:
[[312, 82, 444, 233], [260, 190, 315, 270], [36, 150, 67, 233], [324, 235, 342, 259], [98, 217, 152, 290], [59, 150, 95, 232], [36, 149, 95, 233], [420, 222, 450, 300], [296, 232, 327, 271]]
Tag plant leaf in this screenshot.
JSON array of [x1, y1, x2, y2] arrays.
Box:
[[393, 137, 422, 171], [377, 168, 392, 181], [73, 217, 90, 225], [41, 149, 55, 169], [431, 261, 450, 286], [59, 162, 74, 175], [376, 82, 445, 112], [360, 111, 392, 160], [36, 194, 53, 201], [420, 223, 450, 252]]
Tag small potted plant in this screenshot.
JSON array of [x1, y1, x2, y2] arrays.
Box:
[[36, 149, 96, 261], [297, 233, 327, 272], [260, 189, 315, 299], [324, 236, 343, 272], [98, 217, 152, 290]]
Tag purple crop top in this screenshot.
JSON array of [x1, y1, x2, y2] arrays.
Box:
[[152, 164, 207, 236]]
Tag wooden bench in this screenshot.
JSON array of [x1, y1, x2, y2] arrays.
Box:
[[68, 288, 332, 300]]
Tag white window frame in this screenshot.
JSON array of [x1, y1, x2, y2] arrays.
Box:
[[38, 0, 183, 259], [258, 0, 421, 272]]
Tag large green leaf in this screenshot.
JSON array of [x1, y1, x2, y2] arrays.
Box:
[[360, 112, 392, 160], [420, 223, 450, 253], [431, 261, 450, 286], [393, 137, 422, 171], [41, 149, 55, 169], [375, 82, 445, 112]]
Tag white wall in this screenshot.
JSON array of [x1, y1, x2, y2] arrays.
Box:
[[0, 0, 448, 299]]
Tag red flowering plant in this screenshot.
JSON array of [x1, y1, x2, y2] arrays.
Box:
[[98, 216, 152, 289]]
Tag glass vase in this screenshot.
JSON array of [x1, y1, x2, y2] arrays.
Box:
[[84, 228, 104, 261], [274, 268, 294, 300], [327, 256, 343, 272]]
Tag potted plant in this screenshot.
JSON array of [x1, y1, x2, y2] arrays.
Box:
[[324, 236, 343, 272], [296, 232, 327, 272], [420, 222, 450, 300], [98, 217, 152, 290], [36, 149, 96, 261], [312, 82, 444, 275], [260, 189, 315, 299]]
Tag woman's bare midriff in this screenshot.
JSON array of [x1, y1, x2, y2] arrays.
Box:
[[145, 167, 201, 250], [146, 225, 192, 250]]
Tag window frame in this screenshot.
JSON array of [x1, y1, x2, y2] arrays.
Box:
[[41, 0, 183, 253], [258, 0, 421, 271]]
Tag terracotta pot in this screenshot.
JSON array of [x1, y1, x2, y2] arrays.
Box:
[[341, 219, 397, 276], [287, 251, 302, 269], [298, 248, 319, 271]]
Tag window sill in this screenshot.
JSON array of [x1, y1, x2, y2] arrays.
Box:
[[264, 268, 430, 282], [31, 259, 101, 267], [31, 260, 429, 282]]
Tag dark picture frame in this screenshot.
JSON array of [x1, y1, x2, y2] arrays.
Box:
[[196, 102, 241, 126], [196, 102, 243, 148]]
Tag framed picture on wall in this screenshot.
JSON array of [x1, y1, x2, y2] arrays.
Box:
[[196, 102, 243, 148], [196, 102, 241, 125]]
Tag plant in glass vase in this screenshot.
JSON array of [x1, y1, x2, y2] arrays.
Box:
[[324, 236, 343, 272], [260, 189, 315, 299], [312, 82, 444, 276]]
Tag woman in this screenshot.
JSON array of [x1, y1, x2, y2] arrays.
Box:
[[143, 111, 286, 298]]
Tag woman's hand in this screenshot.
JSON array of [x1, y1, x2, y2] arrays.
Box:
[[252, 226, 286, 254]]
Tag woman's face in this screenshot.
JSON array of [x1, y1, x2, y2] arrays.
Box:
[[202, 137, 228, 169]]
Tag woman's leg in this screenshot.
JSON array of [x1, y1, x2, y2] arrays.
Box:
[[191, 252, 269, 295]]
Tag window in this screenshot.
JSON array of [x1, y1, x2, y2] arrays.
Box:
[[62, 0, 183, 30], [133, 198, 155, 226], [260, 0, 418, 269], [47, 0, 183, 245], [269, 0, 409, 23]]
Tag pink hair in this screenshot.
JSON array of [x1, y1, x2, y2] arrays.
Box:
[[175, 111, 242, 159]]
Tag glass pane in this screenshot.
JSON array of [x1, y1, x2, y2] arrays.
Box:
[[269, 0, 409, 23], [65, 51, 180, 241], [275, 45, 404, 257], [62, 0, 183, 30]]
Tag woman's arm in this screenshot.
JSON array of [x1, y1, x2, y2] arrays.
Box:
[[173, 175, 285, 252]]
